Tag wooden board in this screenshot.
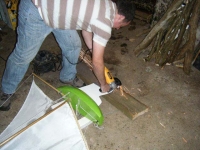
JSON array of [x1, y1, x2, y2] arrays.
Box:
[[77, 62, 148, 120], [135, 10, 153, 23], [102, 90, 148, 120]]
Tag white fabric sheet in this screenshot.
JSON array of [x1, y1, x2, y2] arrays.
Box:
[[0, 80, 53, 143], [0, 81, 88, 150], [1, 103, 88, 150]]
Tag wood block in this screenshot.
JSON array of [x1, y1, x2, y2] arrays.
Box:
[[77, 62, 148, 120], [102, 90, 148, 120]]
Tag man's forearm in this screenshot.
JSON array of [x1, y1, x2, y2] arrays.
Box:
[[92, 42, 110, 92], [92, 62, 107, 86]]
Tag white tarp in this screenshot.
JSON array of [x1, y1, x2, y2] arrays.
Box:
[[0, 80, 88, 150]]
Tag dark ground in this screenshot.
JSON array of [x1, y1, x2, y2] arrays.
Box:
[[0, 19, 200, 150]]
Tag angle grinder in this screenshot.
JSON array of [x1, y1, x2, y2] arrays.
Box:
[[99, 67, 122, 93]]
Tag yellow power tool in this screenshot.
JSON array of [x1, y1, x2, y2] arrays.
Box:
[[104, 67, 122, 89]]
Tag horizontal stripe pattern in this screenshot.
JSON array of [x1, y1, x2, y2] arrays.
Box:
[[31, 0, 116, 46]]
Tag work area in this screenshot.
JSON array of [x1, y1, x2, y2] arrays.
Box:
[[1, 0, 200, 150]]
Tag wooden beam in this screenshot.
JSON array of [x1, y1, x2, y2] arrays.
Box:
[[102, 90, 148, 120]]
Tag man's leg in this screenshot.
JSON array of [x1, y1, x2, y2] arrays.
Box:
[[0, 0, 52, 110], [53, 30, 85, 87]]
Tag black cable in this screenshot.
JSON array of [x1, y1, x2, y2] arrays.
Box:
[[0, 56, 6, 62], [32, 49, 91, 75], [32, 50, 61, 75]]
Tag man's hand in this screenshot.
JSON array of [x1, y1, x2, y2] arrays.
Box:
[[100, 83, 111, 93]]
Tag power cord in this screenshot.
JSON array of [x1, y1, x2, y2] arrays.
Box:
[[32, 50, 62, 75], [32, 49, 91, 75], [0, 56, 6, 62]]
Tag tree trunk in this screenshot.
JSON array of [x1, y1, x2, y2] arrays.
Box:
[[183, 0, 200, 74]]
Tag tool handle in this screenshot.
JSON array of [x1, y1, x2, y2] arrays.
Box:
[[104, 67, 115, 84]]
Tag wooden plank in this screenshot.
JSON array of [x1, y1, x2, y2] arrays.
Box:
[[102, 90, 148, 120], [135, 10, 153, 23], [77, 62, 148, 120]]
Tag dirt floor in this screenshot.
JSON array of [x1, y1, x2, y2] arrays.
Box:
[[0, 19, 200, 150]]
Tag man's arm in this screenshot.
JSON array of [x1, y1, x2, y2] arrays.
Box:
[[81, 30, 93, 51], [92, 41, 110, 93], [81, 30, 110, 92]]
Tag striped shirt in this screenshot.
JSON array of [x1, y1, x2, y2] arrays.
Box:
[[32, 0, 116, 46]]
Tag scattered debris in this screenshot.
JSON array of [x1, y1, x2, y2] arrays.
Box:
[[122, 86, 130, 94], [182, 137, 187, 143], [137, 88, 142, 92], [121, 47, 128, 55], [129, 38, 135, 42], [145, 67, 152, 72], [119, 86, 128, 99], [120, 43, 128, 55], [159, 122, 166, 128]]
